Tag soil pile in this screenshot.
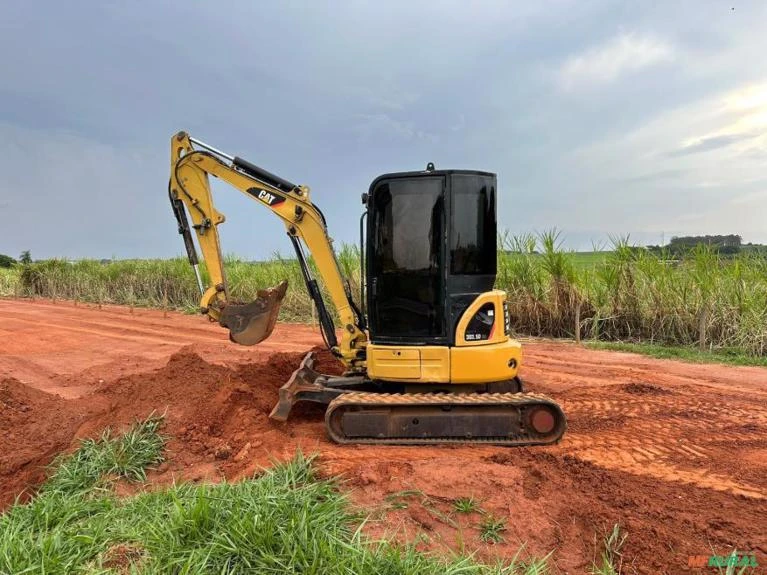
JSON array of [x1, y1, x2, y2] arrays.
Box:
[[622, 382, 671, 395], [0, 377, 101, 505], [79, 347, 341, 484], [0, 347, 339, 504]]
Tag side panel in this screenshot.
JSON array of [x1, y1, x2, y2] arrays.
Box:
[[454, 290, 508, 347], [420, 346, 452, 382], [366, 340, 520, 385], [450, 338, 522, 384], [367, 345, 450, 382]]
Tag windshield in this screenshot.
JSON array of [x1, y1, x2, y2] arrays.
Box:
[[450, 174, 496, 275]]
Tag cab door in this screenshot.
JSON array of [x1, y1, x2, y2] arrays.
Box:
[[367, 175, 446, 344]]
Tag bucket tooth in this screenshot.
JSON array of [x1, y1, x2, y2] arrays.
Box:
[[219, 280, 288, 345]]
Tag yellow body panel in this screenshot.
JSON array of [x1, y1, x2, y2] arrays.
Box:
[[366, 339, 520, 385], [367, 347, 422, 379], [367, 345, 450, 382], [450, 338, 521, 383]]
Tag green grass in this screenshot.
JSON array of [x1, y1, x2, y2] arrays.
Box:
[[590, 524, 626, 575], [0, 266, 20, 297], [586, 341, 767, 367], [45, 416, 166, 496], [12, 257, 312, 319], [568, 251, 611, 270], [0, 418, 550, 575], [453, 497, 481, 514], [499, 232, 767, 357], [479, 516, 507, 544]]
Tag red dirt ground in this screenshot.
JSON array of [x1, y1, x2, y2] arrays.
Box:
[[1, 298, 765, 574]]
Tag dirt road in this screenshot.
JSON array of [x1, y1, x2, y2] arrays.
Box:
[[1, 299, 765, 573]]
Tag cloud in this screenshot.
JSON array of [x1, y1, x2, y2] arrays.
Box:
[[617, 169, 685, 184], [559, 33, 675, 90], [575, 80, 767, 167], [562, 76, 767, 243], [646, 82, 767, 159], [730, 189, 767, 205], [668, 132, 759, 156], [351, 113, 439, 144]]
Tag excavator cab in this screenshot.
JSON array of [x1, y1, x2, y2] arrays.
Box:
[[230, 166, 499, 351], [365, 168, 497, 346]]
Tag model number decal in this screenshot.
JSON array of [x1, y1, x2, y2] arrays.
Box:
[[247, 187, 286, 206], [465, 333, 488, 341]]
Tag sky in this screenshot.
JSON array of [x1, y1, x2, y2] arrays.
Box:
[[1, 1, 766, 260]]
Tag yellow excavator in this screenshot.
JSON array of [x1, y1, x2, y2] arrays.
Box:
[[168, 131, 566, 445]]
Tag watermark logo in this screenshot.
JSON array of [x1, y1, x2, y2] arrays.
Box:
[[688, 553, 759, 570]]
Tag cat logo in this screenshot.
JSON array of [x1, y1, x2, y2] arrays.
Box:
[[248, 187, 286, 206]]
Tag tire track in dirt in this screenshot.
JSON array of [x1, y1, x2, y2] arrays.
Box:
[[524, 341, 767, 396], [559, 383, 767, 499], [1, 310, 313, 351]]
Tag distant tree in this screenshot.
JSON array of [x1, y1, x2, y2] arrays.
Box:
[[667, 235, 742, 255], [0, 254, 16, 268], [19, 250, 32, 264]]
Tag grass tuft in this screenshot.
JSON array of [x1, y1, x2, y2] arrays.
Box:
[[591, 524, 627, 575], [43, 415, 166, 496], [453, 496, 481, 514], [0, 266, 21, 297], [479, 515, 507, 544]]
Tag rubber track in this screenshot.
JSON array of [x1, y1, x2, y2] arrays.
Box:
[[325, 391, 567, 446]]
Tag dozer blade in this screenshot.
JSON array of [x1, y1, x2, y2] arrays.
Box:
[[269, 351, 349, 421], [219, 280, 288, 345]]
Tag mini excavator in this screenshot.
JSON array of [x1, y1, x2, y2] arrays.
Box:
[[168, 131, 566, 445]]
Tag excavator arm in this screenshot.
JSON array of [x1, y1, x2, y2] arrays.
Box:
[[168, 131, 366, 369]]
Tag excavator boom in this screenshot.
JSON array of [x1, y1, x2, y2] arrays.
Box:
[[168, 132, 366, 367]]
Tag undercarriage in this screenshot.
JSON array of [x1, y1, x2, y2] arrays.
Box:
[[270, 352, 567, 446]]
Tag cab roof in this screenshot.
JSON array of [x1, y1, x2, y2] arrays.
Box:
[[368, 168, 496, 192]]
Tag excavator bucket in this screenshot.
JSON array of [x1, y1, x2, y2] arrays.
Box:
[[219, 280, 289, 345]]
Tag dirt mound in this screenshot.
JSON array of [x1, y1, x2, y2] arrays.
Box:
[[566, 413, 628, 434], [0, 378, 102, 506], [0, 346, 339, 504], [0, 377, 55, 414], [75, 346, 339, 486]]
